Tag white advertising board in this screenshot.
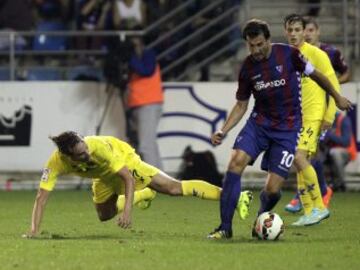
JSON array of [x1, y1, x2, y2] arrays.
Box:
[[0, 82, 359, 174], [0, 82, 126, 171]]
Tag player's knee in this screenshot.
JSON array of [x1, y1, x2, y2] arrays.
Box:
[[97, 211, 116, 222], [228, 151, 250, 173], [96, 205, 117, 222], [264, 185, 280, 194], [228, 159, 246, 174], [293, 152, 307, 169], [294, 151, 308, 162], [167, 182, 182, 196]]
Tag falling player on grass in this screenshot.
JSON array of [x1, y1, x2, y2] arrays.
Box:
[[23, 131, 253, 238]]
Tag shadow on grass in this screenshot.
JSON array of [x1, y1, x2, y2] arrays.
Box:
[[30, 225, 341, 244], [33, 232, 125, 241]]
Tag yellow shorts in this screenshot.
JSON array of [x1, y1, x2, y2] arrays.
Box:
[[92, 160, 160, 204], [297, 119, 322, 155]]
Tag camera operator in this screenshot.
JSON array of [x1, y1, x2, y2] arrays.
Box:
[[126, 34, 164, 169], [98, 35, 133, 135]]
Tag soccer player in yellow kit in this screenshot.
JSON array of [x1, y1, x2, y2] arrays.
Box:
[[284, 14, 341, 226], [23, 131, 253, 238]]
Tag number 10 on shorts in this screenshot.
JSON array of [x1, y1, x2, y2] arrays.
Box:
[[280, 151, 294, 168]]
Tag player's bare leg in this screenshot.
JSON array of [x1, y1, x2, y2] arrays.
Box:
[[149, 171, 252, 217], [149, 171, 224, 199]]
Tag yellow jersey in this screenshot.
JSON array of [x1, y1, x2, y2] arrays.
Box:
[[299, 42, 340, 123], [39, 136, 140, 191]]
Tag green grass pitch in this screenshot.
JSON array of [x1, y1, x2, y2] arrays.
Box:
[[0, 190, 359, 270]]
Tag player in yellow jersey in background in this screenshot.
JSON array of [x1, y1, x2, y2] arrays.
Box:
[[283, 14, 341, 226], [284, 16, 350, 212], [23, 131, 253, 238]]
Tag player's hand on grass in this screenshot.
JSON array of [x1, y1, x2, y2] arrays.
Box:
[[211, 130, 224, 145], [117, 211, 132, 229], [336, 96, 353, 111]]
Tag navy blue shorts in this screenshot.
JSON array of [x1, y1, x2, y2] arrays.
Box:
[[233, 119, 300, 179]]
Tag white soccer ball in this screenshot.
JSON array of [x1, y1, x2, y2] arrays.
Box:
[[255, 212, 284, 240]]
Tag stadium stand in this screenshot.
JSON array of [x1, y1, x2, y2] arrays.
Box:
[[32, 21, 67, 51], [26, 67, 63, 81], [0, 67, 10, 80]]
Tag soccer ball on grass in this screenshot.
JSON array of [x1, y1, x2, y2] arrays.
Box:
[[254, 212, 284, 240]]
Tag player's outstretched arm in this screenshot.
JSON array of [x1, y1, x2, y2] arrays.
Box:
[[211, 100, 249, 145], [116, 166, 135, 229], [309, 69, 352, 111], [23, 188, 50, 238]]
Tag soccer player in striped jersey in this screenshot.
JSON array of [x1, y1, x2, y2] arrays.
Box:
[[304, 16, 350, 83], [207, 19, 351, 239], [283, 14, 343, 226], [22, 132, 254, 238]]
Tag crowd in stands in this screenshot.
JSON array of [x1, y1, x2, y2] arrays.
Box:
[[0, 0, 215, 51], [0, 1, 159, 80], [0, 0, 161, 51], [0, 0, 243, 81]]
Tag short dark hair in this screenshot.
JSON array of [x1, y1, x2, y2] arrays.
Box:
[[303, 16, 319, 29], [242, 19, 271, 40], [49, 131, 83, 155], [283, 13, 306, 29]]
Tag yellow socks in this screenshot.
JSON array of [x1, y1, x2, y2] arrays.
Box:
[[301, 165, 325, 210], [116, 187, 156, 213], [181, 180, 221, 200], [116, 180, 221, 212], [297, 171, 313, 215], [297, 164, 326, 216]]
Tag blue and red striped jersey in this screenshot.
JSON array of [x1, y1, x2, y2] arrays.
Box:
[[320, 43, 348, 75], [236, 43, 309, 131]]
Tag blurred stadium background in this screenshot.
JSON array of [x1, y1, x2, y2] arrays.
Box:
[[1, 0, 360, 191]]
